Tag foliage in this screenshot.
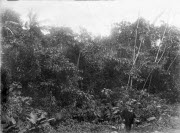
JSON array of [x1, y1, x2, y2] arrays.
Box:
[[1, 8, 180, 133]]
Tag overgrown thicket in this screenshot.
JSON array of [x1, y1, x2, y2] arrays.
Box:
[[1, 8, 180, 133]]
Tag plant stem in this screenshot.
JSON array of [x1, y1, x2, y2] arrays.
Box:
[[142, 69, 153, 90], [127, 14, 140, 88], [167, 54, 179, 71], [142, 19, 169, 90], [77, 52, 81, 69]]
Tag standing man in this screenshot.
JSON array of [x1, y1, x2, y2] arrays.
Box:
[[121, 108, 136, 132]]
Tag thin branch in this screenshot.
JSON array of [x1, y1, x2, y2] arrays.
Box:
[[147, 23, 172, 88], [127, 74, 131, 87], [157, 27, 172, 64], [157, 46, 167, 64], [167, 54, 179, 71], [133, 14, 140, 62], [3, 26, 14, 35], [127, 14, 140, 87], [148, 75, 152, 91], [142, 69, 153, 90], [155, 10, 171, 63], [129, 37, 143, 87], [142, 13, 170, 89], [128, 40, 144, 87], [152, 10, 165, 25], [77, 52, 81, 69], [154, 24, 168, 62], [133, 39, 143, 65]]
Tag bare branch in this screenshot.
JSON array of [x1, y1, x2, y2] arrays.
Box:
[[167, 54, 179, 71], [127, 13, 140, 87]]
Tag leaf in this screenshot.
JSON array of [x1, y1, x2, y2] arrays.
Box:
[[27, 112, 38, 124], [147, 116, 156, 121]]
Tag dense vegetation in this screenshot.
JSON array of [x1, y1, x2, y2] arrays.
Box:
[[1, 8, 180, 133]]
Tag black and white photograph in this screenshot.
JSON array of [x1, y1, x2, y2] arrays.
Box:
[[1, 0, 180, 133]]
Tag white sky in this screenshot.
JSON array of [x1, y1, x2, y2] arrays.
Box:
[[2, 0, 180, 36]]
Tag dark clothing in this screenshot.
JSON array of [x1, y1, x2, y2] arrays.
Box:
[[121, 108, 136, 132]]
